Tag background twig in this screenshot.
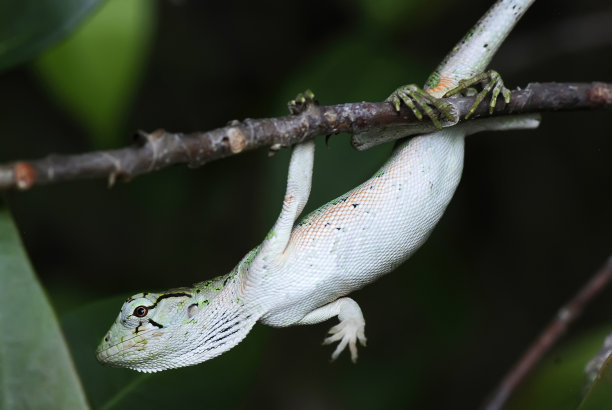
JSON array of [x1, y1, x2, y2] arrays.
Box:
[[482, 255, 612, 410], [0, 81, 610, 191]]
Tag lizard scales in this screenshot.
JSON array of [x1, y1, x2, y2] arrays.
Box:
[[97, 0, 538, 372]]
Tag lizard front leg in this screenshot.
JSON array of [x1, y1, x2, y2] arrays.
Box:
[[388, 84, 455, 129], [260, 140, 314, 257], [443, 69, 512, 118], [297, 297, 367, 363], [392, 69, 512, 122]]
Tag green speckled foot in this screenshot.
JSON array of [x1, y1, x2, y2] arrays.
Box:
[[443, 69, 511, 119], [387, 84, 454, 129], [288, 89, 318, 115]]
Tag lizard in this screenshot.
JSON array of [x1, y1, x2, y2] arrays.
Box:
[[97, 0, 539, 372]]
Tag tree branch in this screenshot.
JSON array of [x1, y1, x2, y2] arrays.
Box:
[[1, 82, 610, 191], [482, 255, 612, 410]]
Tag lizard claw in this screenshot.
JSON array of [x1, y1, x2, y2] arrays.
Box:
[[288, 89, 318, 115], [387, 84, 454, 129], [443, 69, 511, 119], [323, 317, 367, 363]]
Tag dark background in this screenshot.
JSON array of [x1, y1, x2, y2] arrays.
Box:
[[1, 0, 611, 408]]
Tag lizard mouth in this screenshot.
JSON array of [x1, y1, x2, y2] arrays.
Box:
[[96, 327, 158, 362]]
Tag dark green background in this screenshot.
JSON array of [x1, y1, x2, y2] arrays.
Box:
[[1, 0, 612, 408]]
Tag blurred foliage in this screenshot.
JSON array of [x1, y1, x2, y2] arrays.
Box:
[[0, 0, 101, 71], [34, 0, 155, 148], [579, 340, 612, 410], [507, 327, 611, 410], [354, 0, 445, 28], [1, 0, 612, 409], [0, 208, 88, 409]]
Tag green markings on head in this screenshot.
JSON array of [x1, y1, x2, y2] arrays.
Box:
[[188, 248, 258, 300], [98, 268, 253, 371], [192, 270, 239, 301], [199, 277, 225, 291], [199, 279, 213, 289]]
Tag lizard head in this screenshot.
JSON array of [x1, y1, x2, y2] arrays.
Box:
[[96, 274, 258, 372]]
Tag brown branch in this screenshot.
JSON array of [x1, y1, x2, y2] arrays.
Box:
[[482, 255, 612, 410], [1, 81, 610, 190]]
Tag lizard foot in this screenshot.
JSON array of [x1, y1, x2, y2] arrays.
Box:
[[294, 297, 367, 362], [387, 84, 454, 129], [268, 90, 318, 156], [443, 69, 511, 119], [323, 316, 367, 363], [288, 89, 318, 115]]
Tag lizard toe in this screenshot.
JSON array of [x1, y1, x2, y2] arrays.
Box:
[[323, 317, 366, 363]]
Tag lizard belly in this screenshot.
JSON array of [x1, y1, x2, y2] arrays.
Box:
[[262, 130, 465, 326]]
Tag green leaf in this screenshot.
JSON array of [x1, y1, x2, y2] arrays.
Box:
[[354, 0, 447, 29], [0, 207, 89, 409], [579, 340, 612, 410], [506, 327, 611, 410], [0, 0, 102, 71], [34, 0, 156, 148], [62, 295, 267, 409]]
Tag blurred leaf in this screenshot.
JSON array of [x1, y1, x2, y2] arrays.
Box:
[[0, 0, 101, 71], [62, 295, 267, 409], [579, 342, 612, 410], [355, 0, 447, 29], [34, 0, 155, 148], [0, 208, 89, 409], [263, 34, 427, 228], [274, 34, 428, 108], [506, 327, 611, 410]]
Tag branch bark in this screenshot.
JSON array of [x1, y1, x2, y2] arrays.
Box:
[[1, 82, 610, 190]]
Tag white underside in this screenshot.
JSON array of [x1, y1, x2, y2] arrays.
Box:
[[258, 115, 539, 326], [259, 129, 464, 325]]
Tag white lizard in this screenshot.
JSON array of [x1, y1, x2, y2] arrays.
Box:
[[97, 0, 539, 372]]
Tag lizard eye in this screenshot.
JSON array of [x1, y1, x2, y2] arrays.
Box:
[[133, 306, 149, 318]]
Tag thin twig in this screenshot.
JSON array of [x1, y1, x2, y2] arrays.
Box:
[[482, 255, 612, 410], [0, 82, 610, 191]]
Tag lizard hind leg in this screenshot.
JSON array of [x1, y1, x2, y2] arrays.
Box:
[[298, 297, 367, 363]]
